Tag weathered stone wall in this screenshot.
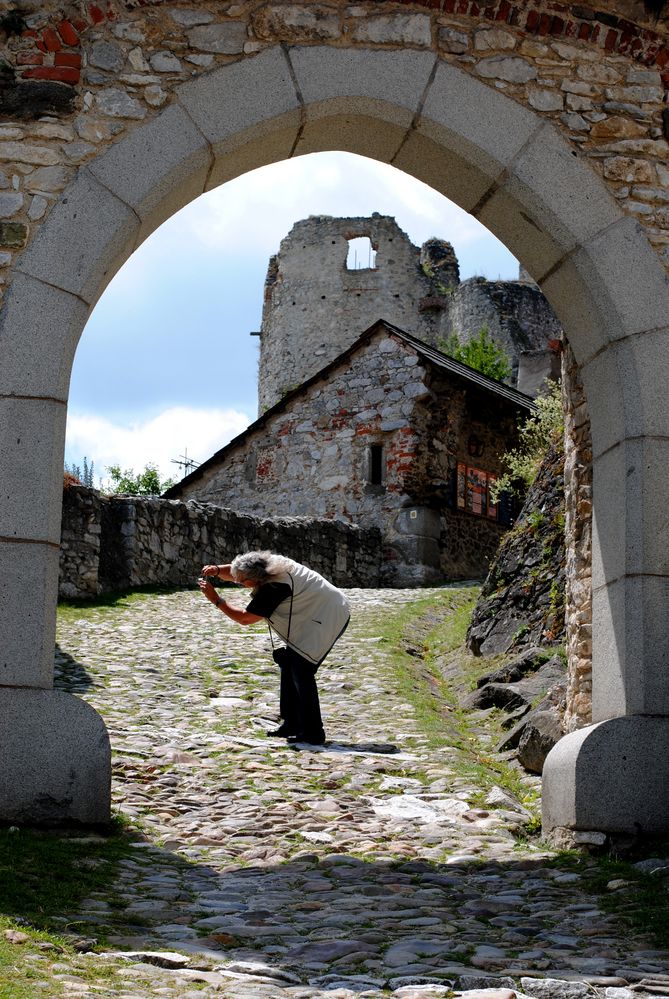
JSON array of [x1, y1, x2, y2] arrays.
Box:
[[172, 327, 531, 584], [258, 215, 452, 411], [258, 214, 561, 411], [422, 366, 527, 577], [0, 0, 666, 301], [562, 339, 593, 731], [58, 489, 382, 596], [59, 483, 101, 598], [448, 276, 563, 384]]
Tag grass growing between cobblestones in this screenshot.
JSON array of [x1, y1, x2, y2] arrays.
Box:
[[366, 588, 669, 950], [57, 586, 184, 624], [554, 849, 669, 947], [0, 818, 136, 935], [44, 586, 669, 988], [0, 928, 64, 999], [0, 818, 146, 996], [364, 585, 540, 815]]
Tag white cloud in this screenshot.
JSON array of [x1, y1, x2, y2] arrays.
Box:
[[169, 152, 497, 258], [96, 151, 516, 312], [65, 406, 252, 487]]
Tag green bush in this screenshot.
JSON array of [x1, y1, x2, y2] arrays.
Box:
[[106, 463, 174, 496], [440, 327, 512, 383], [491, 379, 563, 501]]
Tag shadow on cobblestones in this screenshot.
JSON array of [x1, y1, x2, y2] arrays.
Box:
[[54, 643, 95, 692], [44, 587, 669, 993]]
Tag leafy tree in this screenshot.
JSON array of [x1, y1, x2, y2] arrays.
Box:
[[490, 379, 564, 501], [106, 463, 174, 496], [440, 326, 512, 383], [64, 456, 95, 487]]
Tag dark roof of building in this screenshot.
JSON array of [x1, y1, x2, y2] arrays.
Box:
[[164, 319, 536, 498]]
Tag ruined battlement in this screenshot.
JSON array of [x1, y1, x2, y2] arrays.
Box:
[[257, 214, 562, 411]]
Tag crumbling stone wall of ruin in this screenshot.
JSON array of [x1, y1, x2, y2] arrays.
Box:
[[257, 215, 452, 411], [257, 214, 561, 411]]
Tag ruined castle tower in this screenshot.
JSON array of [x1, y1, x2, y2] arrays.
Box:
[[257, 214, 561, 412]]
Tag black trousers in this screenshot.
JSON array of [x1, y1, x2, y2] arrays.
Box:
[[278, 648, 324, 739]]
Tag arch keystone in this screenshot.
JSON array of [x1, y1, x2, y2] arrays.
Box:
[[288, 46, 436, 163]]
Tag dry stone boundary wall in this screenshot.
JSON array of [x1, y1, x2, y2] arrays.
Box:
[[59, 485, 382, 597], [0, 0, 667, 286]]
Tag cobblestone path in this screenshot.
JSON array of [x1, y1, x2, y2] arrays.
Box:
[[49, 588, 669, 999]]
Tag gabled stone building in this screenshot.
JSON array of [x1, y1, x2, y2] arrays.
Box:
[[166, 321, 534, 585]]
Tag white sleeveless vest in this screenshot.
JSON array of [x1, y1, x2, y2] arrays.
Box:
[[267, 559, 350, 665]]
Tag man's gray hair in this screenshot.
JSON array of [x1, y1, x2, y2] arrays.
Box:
[[230, 551, 291, 584]]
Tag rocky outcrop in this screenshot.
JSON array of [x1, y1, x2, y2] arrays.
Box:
[[466, 442, 566, 658], [462, 650, 565, 713], [458, 644, 567, 774], [490, 649, 567, 775], [464, 444, 568, 774]]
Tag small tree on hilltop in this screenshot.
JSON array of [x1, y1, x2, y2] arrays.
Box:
[[106, 463, 174, 496], [440, 326, 512, 383], [491, 379, 564, 502]]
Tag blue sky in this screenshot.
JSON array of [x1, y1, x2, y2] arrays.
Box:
[[65, 151, 519, 486]]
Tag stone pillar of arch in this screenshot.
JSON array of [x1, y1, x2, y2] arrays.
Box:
[[1, 45, 668, 832]]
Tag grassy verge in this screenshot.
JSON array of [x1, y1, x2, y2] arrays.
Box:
[[365, 588, 669, 947], [0, 818, 145, 996], [0, 818, 136, 937], [360, 585, 539, 811], [57, 585, 182, 624]]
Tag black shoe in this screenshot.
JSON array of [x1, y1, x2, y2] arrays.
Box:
[[287, 732, 326, 745], [267, 724, 297, 738]]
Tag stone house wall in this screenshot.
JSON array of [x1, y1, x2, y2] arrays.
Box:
[[172, 327, 532, 584], [59, 489, 382, 597], [258, 214, 562, 411], [421, 367, 527, 577]]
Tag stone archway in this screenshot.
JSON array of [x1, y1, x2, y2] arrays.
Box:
[[1, 44, 668, 835]]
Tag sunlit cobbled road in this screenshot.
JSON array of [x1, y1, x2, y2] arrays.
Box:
[[52, 589, 669, 999]]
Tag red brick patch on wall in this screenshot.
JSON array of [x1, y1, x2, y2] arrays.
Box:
[[16, 3, 117, 89], [8, 0, 669, 97]]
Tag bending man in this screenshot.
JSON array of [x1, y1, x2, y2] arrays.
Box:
[[198, 552, 350, 745]]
